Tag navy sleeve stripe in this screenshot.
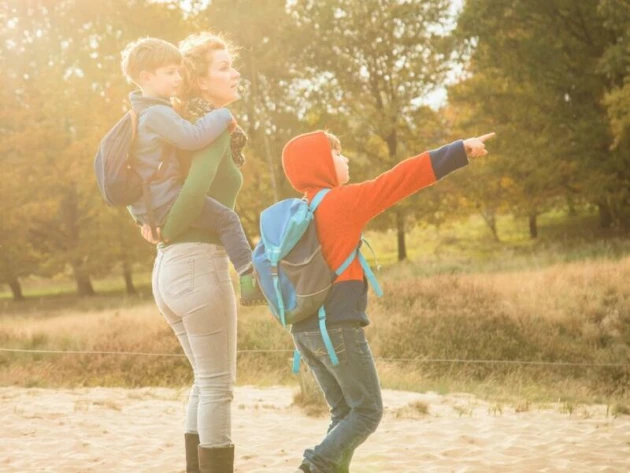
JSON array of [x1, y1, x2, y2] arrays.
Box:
[[429, 140, 469, 180]]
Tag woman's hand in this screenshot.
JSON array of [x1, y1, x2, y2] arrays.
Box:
[[140, 224, 165, 244], [463, 132, 496, 159]]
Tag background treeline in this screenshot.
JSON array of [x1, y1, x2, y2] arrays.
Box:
[[1, 0, 629, 299]]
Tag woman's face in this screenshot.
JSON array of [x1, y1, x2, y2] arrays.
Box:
[[198, 49, 241, 107]]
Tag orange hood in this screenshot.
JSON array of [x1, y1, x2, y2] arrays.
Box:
[[281, 131, 337, 197]]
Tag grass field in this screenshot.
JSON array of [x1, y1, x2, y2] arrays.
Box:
[[1, 209, 629, 412]]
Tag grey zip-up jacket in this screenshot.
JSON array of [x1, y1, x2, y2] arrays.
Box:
[[127, 91, 233, 222]]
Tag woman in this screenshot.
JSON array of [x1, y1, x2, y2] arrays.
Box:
[[142, 32, 245, 473]]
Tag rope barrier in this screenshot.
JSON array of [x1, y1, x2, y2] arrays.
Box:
[[1, 347, 627, 368]]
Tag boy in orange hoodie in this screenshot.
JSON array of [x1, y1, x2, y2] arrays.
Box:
[[281, 130, 494, 473]]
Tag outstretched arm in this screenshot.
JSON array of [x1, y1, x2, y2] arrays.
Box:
[[144, 105, 235, 150], [338, 133, 495, 227]]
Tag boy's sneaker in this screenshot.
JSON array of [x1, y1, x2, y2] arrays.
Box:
[[239, 272, 266, 306]]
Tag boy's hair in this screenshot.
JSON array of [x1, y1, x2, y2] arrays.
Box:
[[325, 132, 341, 152], [121, 37, 182, 86]]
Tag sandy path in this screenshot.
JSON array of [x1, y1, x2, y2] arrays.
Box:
[[1, 386, 628, 472]]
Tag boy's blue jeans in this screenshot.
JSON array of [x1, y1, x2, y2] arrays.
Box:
[[292, 325, 383, 473]]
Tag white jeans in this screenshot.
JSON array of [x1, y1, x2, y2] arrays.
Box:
[[152, 242, 237, 448]]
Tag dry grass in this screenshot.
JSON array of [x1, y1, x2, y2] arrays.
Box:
[[611, 403, 630, 417], [367, 256, 630, 402], [292, 366, 328, 417], [393, 400, 430, 419], [0, 254, 628, 408]]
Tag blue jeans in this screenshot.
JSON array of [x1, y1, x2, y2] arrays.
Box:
[[149, 195, 253, 275], [292, 326, 383, 473]]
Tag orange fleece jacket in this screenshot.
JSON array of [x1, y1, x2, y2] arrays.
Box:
[[282, 131, 469, 330]]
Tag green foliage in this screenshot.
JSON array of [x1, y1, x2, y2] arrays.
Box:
[[1, 0, 629, 295], [2, 0, 182, 296], [453, 0, 630, 231]]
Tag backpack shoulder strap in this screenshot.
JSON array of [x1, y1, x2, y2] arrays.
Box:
[[309, 188, 331, 212], [129, 106, 166, 243], [129, 108, 138, 145], [335, 249, 357, 276]]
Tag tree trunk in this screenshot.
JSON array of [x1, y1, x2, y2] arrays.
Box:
[[529, 214, 538, 239], [61, 186, 94, 296], [246, 53, 279, 202], [8, 279, 24, 301], [262, 128, 280, 202], [566, 192, 577, 216], [598, 201, 612, 229], [387, 128, 406, 260], [122, 260, 136, 295], [72, 261, 95, 297], [396, 210, 407, 261], [480, 208, 500, 242]]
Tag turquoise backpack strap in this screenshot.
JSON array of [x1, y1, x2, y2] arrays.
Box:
[[270, 259, 287, 327], [292, 306, 341, 373], [333, 237, 383, 296], [360, 237, 381, 271], [309, 188, 331, 212], [292, 189, 331, 373], [292, 349, 301, 373], [271, 191, 330, 332], [292, 189, 337, 373], [271, 263, 286, 327], [294, 193, 389, 372], [308, 237, 382, 369], [358, 252, 383, 297], [318, 306, 339, 366], [336, 248, 357, 276]]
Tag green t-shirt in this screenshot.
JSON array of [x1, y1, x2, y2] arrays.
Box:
[[160, 131, 243, 246]]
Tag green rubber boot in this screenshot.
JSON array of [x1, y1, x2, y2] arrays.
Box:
[[239, 272, 266, 306]]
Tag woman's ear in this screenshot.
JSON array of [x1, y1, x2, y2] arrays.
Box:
[[196, 76, 209, 92]]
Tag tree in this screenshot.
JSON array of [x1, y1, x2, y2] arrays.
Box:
[[599, 0, 630, 229], [455, 0, 628, 231], [448, 68, 573, 239], [2, 0, 184, 295], [290, 0, 458, 260]]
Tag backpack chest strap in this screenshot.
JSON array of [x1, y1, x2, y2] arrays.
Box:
[[335, 239, 383, 297], [291, 189, 383, 374]]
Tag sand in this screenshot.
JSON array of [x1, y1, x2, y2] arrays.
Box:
[[1, 386, 629, 472]]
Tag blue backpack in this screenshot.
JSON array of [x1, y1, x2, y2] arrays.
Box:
[[94, 109, 143, 207], [94, 107, 170, 239], [252, 189, 383, 372]]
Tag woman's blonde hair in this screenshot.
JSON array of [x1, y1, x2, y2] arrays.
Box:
[[173, 32, 238, 117]]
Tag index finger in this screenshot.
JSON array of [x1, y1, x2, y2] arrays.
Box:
[[477, 132, 496, 142]]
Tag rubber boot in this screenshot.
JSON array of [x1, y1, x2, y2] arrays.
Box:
[[239, 272, 266, 306], [198, 444, 235, 473], [185, 433, 200, 473]]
